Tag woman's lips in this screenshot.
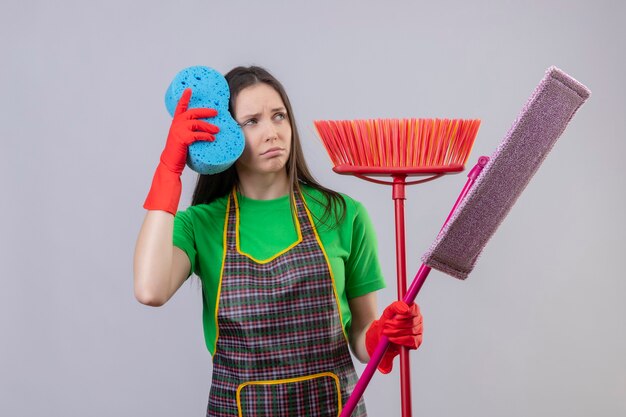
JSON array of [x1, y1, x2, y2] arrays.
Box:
[[261, 147, 284, 156]]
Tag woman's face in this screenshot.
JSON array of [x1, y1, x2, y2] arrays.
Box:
[[233, 83, 292, 177]]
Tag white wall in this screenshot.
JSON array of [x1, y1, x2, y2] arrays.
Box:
[[1, 1, 624, 416]]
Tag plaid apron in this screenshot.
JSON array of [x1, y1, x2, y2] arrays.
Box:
[[206, 190, 367, 417]]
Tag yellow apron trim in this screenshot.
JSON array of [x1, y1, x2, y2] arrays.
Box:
[[236, 372, 342, 417], [303, 202, 349, 342], [213, 196, 231, 356], [233, 191, 303, 264]]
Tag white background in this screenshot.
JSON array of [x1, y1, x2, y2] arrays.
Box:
[[1, 1, 624, 416]]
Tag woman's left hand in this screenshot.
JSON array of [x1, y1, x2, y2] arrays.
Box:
[[365, 301, 423, 374]]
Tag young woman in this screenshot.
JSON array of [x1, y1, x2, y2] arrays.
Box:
[[134, 66, 423, 416]]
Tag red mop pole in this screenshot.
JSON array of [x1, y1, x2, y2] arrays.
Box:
[[392, 175, 412, 417]]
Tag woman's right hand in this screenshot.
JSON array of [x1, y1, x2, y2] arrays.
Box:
[[160, 88, 220, 176], [143, 88, 220, 214]]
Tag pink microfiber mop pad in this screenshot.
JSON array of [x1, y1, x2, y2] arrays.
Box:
[[422, 66, 591, 279]]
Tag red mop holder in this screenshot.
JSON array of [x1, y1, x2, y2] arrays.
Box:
[[332, 164, 467, 417], [333, 156, 489, 417]]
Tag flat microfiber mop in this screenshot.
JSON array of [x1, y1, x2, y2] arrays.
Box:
[[340, 66, 591, 416]]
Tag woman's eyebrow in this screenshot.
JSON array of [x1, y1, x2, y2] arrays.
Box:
[[238, 112, 261, 120], [239, 107, 286, 120]]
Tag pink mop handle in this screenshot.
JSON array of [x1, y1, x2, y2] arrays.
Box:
[[340, 156, 489, 417]]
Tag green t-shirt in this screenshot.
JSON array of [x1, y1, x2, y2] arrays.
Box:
[[173, 185, 386, 355]]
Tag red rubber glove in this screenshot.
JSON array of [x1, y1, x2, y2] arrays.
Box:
[[365, 301, 423, 374], [143, 88, 220, 214]]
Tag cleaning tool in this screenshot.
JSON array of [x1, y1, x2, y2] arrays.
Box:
[[334, 66, 591, 416], [144, 89, 220, 214], [315, 118, 481, 417], [423, 67, 591, 278], [164, 66, 245, 175]]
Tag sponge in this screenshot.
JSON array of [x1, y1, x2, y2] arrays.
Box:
[[165, 66, 245, 175]]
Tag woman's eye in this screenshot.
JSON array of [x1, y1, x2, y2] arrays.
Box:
[[242, 118, 257, 126], [273, 112, 286, 121]]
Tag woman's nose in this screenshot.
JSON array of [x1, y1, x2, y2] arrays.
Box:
[[263, 121, 278, 142]]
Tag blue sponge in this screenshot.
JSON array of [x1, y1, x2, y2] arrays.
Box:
[[165, 66, 245, 175]]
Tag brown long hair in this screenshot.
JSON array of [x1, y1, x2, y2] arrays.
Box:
[[191, 66, 345, 227]]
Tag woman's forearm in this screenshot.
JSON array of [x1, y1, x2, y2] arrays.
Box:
[[133, 210, 185, 306], [348, 293, 378, 363]]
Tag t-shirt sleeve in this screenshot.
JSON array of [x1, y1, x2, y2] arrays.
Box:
[[345, 200, 386, 299], [173, 209, 197, 278]]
